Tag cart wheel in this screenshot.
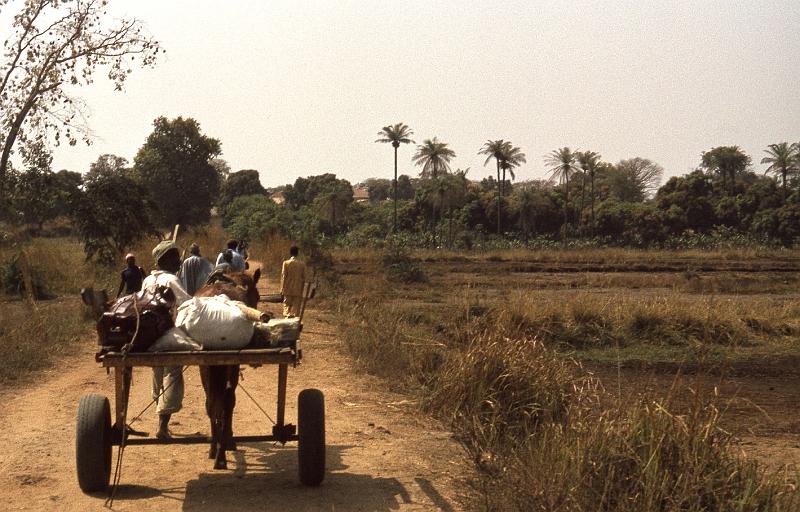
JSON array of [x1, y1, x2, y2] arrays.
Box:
[[298, 388, 325, 486], [76, 394, 112, 492]]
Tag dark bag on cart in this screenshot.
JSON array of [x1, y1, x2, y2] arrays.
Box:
[[96, 285, 176, 352]]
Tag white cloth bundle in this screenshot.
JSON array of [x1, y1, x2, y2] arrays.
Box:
[[176, 295, 254, 350], [148, 326, 203, 352]]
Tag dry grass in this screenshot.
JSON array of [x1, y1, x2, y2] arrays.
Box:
[[330, 253, 800, 511], [335, 246, 800, 266], [500, 290, 800, 352], [0, 299, 92, 386]]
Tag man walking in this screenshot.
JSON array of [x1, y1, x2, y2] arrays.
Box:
[[178, 243, 213, 296], [280, 246, 306, 318], [215, 239, 245, 272], [142, 240, 191, 439], [116, 253, 145, 298]]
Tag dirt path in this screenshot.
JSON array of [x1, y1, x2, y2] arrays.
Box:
[[0, 268, 476, 511]]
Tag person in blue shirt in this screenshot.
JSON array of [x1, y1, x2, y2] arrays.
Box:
[[116, 253, 145, 298]]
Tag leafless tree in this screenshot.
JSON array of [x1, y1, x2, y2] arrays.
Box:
[[0, 0, 161, 193]]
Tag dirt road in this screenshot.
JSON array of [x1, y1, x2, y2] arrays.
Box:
[[0, 271, 476, 511]]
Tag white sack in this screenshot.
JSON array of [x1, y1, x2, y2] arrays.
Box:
[[148, 327, 202, 352], [176, 295, 254, 349]]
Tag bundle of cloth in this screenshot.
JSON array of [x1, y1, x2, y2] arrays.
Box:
[[148, 294, 300, 352]]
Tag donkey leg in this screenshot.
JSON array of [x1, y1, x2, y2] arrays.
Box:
[[223, 366, 239, 451], [213, 412, 228, 470], [201, 366, 217, 459]]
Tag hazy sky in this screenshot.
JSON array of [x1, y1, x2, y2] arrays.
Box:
[[40, 0, 800, 188]]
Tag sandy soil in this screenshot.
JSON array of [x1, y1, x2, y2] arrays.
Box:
[[0, 270, 476, 511]]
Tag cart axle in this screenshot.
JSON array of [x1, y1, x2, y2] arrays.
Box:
[[116, 433, 299, 446]]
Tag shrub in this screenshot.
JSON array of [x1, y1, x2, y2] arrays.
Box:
[[382, 238, 427, 283]]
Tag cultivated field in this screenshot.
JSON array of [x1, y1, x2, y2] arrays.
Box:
[[331, 247, 800, 509]]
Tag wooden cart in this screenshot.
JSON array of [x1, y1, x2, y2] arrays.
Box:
[[75, 342, 325, 492]]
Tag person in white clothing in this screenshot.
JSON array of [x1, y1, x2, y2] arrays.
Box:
[[142, 240, 191, 439], [178, 243, 213, 296], [215, 239, 245, 272]]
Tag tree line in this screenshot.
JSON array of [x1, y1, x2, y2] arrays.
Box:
[[221, 124, 800, 250]]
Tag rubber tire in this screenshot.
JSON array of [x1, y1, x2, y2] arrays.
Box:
[[76, 394, 112, 492], [298, 388, 325, 486]]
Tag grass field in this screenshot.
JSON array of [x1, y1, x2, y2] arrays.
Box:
[[329, 247, 800, 510]]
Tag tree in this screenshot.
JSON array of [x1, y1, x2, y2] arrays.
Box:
[[701, 146, 751, 193], [51, 168, 82, 217], [606, 157, 664, 203], [363, 178, 392, 203], [72, 154, 154, 263], [510, 184, 556, 242], [396, 174, 415, 200], [760, 142, 798, 195], [575, 150, 601, 230], [412, 137, 456, 179], [375, 123, 414, 232], [0, 0, 161, 195], [223, 194, 292, 241], [479, 140, 507, 235], [413, 138, 456, 243], [7, 141, 59, 229], [500, 144, 526, 195], [314, 181, 353, 235], [133, 116, 222, 228], [655, 171, 716, 233], [284, 173, 352, 210], [499, 144, 526, 234], [545, 147, 579, 235], [219, 169, 266, 217]]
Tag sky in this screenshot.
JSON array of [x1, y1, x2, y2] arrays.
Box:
[[29, 0, 800, 188]]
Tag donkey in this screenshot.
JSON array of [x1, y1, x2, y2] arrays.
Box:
[[195, 268, 261, 470]]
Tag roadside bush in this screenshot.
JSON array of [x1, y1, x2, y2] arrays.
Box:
[[425, 335, 576, 449], [382, 238, 427, 283]]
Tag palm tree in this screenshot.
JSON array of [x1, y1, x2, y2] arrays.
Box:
[[443, 168, 470, 247], [375, 123, 415, 232], [479, 140, 507, 235], [761, 142, 798, 195], [479, 140, 526, 234], [545, 147, 579, 237], [500, 144, 526, 195], [413, 137, 455, 179], [413, 138, 456, 244], [511, 185, 539, 243], [701, 146, 751, 193], [576, 150, 601, 231]]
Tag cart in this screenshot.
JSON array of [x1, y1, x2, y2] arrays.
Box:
[[75, 339, 325, 492]]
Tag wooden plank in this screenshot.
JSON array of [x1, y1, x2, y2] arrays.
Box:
[[276, 363, 288, 427], [100, 348, 297, 368]]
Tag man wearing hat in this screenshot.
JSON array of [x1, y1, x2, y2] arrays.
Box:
[[142, 240, 191, 439], [116, 253, 145, 298], [179, 243, 213, 296]]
